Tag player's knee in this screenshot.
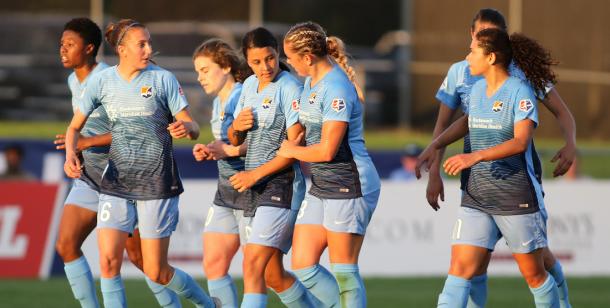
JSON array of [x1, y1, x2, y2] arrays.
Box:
[[203, 253, 230, 277], [263, 270, 283, 291], [125, 247, 144, 271], [143, 266, 173, 285], [55, 237, 79, 261], [291, 253, 318, 270], [99, 255, 122, 276], [521, 268, 548, 287], [448, 257, 478, 279], [243, 257, 266, 280]]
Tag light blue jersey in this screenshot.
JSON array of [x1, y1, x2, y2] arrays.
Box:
[[435, 60, 549, 113], [299, 65, 380, 199], [462, 76, 544, 215], [68, 62, 110, 189], [234, 70, 305, 210], [210, 83, 249, 210], [79, 65, 188, 200], [435, 60, 549, 188]]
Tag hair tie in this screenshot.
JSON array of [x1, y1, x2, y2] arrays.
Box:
[[116, 22, 141, 47]]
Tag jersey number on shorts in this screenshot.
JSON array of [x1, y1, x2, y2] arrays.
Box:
[[100, 202, 112, 222]]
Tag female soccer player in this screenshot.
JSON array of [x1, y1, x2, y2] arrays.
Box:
[[279, 22, 381, 308], [191, 38, 250, 308], [422, 8, 573, 308], [55, 17, 177, 308], [227, 27, 316, 307], [63, 19, 217, 308], [421, 28, 560, 307]]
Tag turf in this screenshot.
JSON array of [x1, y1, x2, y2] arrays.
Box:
[[0, 277, 608, 307]]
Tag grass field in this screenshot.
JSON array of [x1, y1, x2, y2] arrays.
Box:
[[0, 277, 608, 307]]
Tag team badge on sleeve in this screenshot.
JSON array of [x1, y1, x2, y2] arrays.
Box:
[[492, 101, 503, 112], [291, 99, 300, 111], [519, 99, 533, 112], [141, 86, 153, 98], [308, 92, 316, 104], [262, 97, 272, 109], [331, 98, 346, 112], [178, 86, 184, 96]]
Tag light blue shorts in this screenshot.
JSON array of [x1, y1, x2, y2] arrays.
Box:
[[452, 206, 548, 254], [64, 178, 99, 212], [97, 194, 180, 239], [241, 206, 297, 254], [204, 204, 244, 235], [296, 189, 380, 235]]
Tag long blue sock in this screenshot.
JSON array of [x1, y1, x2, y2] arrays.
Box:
[[466, 274, 487, 308], [331, 263, 366, 308], [294, 264, 339, 307], [548, 261, 571, 308], [529, 274, 559, 308], [241, 293, 267, 308], [145, 276, 181, 307], [100, 275, 126, 308], [64, 256, 99, 308], [208, 275, 238, 308], [165, 268, 215, 308], [437, 275, 471, 308], [276, 278, 322, 308]]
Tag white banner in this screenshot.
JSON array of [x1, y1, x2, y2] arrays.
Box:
[[81, 180, 610, 277]]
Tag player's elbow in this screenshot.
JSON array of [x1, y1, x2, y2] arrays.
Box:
[[320, 149, 336, 162], [513, 138, 530, 153]]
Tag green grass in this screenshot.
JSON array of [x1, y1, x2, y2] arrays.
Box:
[[0, 277, 608, 307], [3, 121, 610, 178]]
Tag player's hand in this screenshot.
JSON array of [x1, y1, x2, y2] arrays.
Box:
[[443, 153, 480, 176], [426, 171, 444, 211], [229, 170, 259, 192], [415, 144, 437, 179], [278, 132, 303, 158], [168, 120, 191, 139], [551, 143, 576, 177], [207, 140, 234, 160], [233, 107, 254, 132], [192, 143, 211, 161], [64, 151, 82, 178]]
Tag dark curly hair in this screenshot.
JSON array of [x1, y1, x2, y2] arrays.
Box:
[[476, 28, 557, 99]]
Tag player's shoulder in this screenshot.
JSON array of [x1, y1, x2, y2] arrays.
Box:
[[448, 60, 469, 77], [242, 74, 258, 92], [276, 70, 302, 89], [323, 67, 356, 99]]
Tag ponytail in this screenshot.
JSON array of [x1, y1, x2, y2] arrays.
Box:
[[509, 33, 557, 99], [285, 21, 364, 101]]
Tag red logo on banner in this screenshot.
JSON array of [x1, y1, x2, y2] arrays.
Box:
[[0, 182, 64, 278]]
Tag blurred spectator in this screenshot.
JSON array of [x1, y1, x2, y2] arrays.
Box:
[[389, 143, 423, 181], [0, 143, 37, 181]]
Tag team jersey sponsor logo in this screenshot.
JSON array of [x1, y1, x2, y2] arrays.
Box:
[[141, 86, 153, 98], [308, 92, 316, 104], [291, 99, 300, 111], [492, 100, 504, 112], [262, 97, 272, 109], [519, 99, 533, 112], [331, 98, 346, 112]]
